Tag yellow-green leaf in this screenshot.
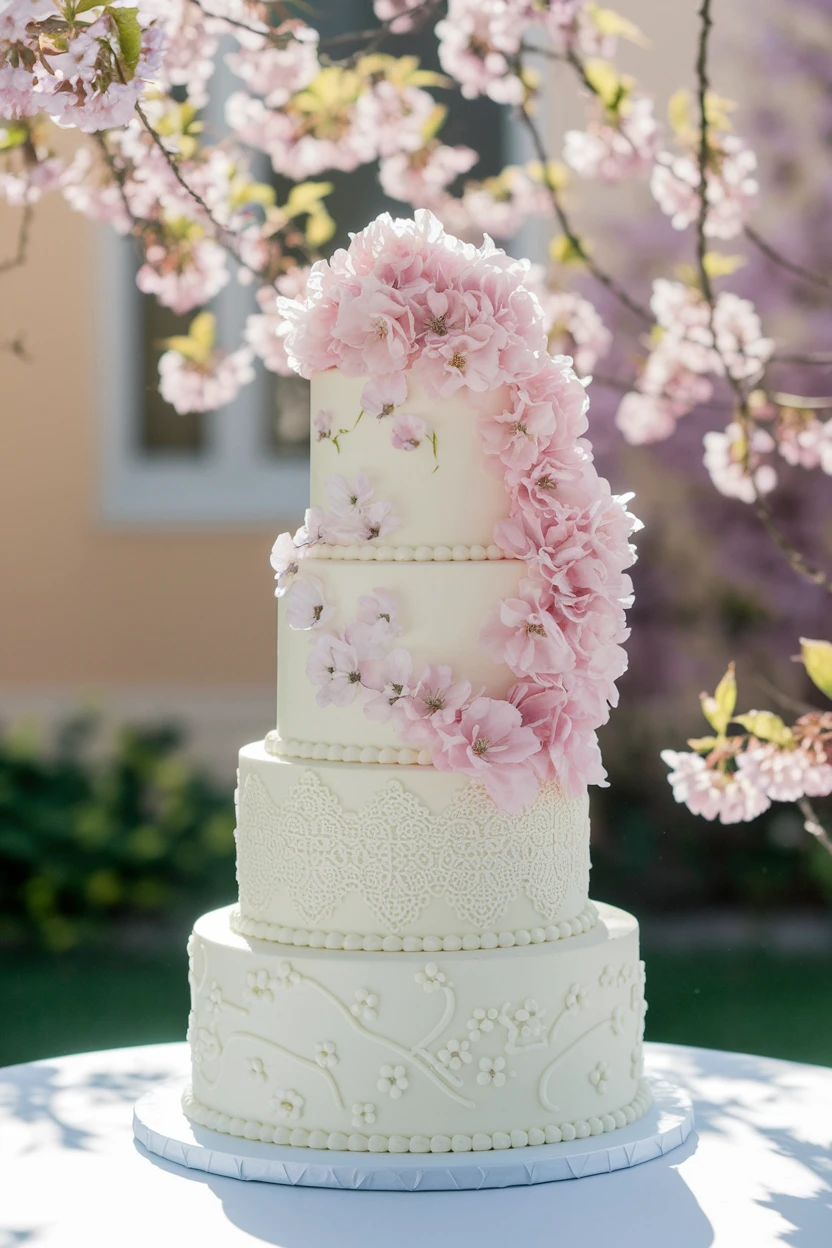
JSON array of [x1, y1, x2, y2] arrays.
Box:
[[283, 180, 333, 219], [704, 90, 736, 132], [74, 0, 105, 13], [305, 204, 336, 248], [586, 3, 649, 47], [703, 252, 747, 278], [0, 122, 27, 152], [668, 87, 693, 138], [230, 179, 276, 212], [799, 638, 832, 701], [732, 711, 794, 747], [583, 58, 623, 110], [106, 6, 142, 77], [421, 102, 447, 142], [549, 233, 587, 266], [526, 159, 569, 191], [160, 310, 216, 366], [687, 735, 720, 753], [700, 662, 736, 736]]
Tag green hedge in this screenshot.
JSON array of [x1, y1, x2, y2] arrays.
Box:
[[0, 715, 236, 950]]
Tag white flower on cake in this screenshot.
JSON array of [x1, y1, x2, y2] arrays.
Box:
[[564, 983, 590, 1014], [610, 1004, 628, 1036], [589, 1061, 610, 1095], [351, 987, 379, 1022], [415, 962, 449, 993], [273, 959, 302, 987], [351, 1102, 377, 1128], [466, 1007, 499, 1041], [285, 577, 333, 631], [314, 1040, 339, 1069], [436, 1038, 472, 1071], [507, 997, 545, 1041], [631, 1043, 644, 1080], [270, 1088, 305, 1122], [476, 1056, 507, 1087], [617, 964, 634, 987], [246, 1057, 267, 1082], [205, 982, 224, 1016], [599, 965, 616, 988], [192, 1027, 220, 1066], [377, 1064, 409, 1099], [244, 969, 276, 1004]]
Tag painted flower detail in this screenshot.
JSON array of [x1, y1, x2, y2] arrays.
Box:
[[589, 1061, 610, 1095], [285, 576, 333, 631], [377, 1064, 409, 1099], [313, 408, 333, 441], [436, 1038, 472, 1071], [610, 1004, 629, 1036], [631, 1043, 644, 1080], [352, 588, 402, 652], [476, 1056, 507, 1087], [246, 1057, 267, 1083], [306, 633, 370, 708], [508, 998, 546, 1041], [565, 983, 590, 1014], [351, 988, 380, 1022], [391, 413, 430, 451], [244, 969, 276, 1004], [323, 472, 402, 544], [467, 1007, 499, 1041], [314, 1040, 339, 1069], [361, 372, 408, 418], [351, 1102, 377, 1128], [270, 1088, 305, 1122], [415, 962, 449, 993], [362, 648, 414, 722]]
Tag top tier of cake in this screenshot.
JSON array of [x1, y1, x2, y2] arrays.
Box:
[[309, 371, 511, 550]]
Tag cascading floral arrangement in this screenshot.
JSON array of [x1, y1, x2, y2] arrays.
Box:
[[269, 210, 639, 813]]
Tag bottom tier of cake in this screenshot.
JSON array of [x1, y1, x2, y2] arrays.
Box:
[[184, 903, 649, 1154]]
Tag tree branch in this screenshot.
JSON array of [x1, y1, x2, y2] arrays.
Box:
[[798, 796, 832, 857], [745, 224, 832, 296]]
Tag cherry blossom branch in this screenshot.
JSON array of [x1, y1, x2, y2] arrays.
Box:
[[517, 101, 652, 323], [798, 796, 832, 857], [745, 224, 832, 296], [694, 0, 715, 310], [320, 0, 442, 65], [0, 204, 33, 276]]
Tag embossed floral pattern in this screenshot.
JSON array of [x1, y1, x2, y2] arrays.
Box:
[[351, 988, 380, 1022], [589, 1061, 610, 1094], [610, 1004, 628, 1036], [246, 1057, 267, 1082], [599, 965, 616, 988], [192, 1027, 220, 1066], [313, 1040, 338, 1069], [205, 982, 224, 1017], [415, 962, 450, 993], [564, 983, 590, 1014], [466, 1007, 499, 1041], [270, 1088, 305, 1122], [436, 1038, 472, 1071], [476, 1056, 507, 1087], [274, 960, 302, 988], [507, 997, 546, 1041], [377, 1064, 409, 1099], [351, 1102, 377, 1129], [244, 969, 276, 1004]]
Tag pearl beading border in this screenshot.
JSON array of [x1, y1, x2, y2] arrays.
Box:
[[306, 542, 505, 563], [181, 1080, 652, 1155], [229, 902, 598, 953], [264, 731, 433, 767]]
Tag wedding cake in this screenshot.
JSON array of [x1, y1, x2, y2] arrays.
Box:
[[182, 211, 649, 1157]]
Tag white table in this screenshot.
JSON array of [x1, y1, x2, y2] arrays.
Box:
[[1, 1041, 830, 1247]]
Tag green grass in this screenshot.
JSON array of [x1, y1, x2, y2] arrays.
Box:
[[1, 947, 831, 1070]]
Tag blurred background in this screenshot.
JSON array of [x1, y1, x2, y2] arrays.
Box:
[[1, 0, 831, 1070]]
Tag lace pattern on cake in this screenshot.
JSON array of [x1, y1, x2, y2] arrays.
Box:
[[235, 769, 590, 931]]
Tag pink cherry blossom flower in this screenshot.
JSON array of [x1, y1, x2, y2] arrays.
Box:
[[295, 506, 326, 550], [651, 136, 758, 240], [391, 414, 429, 451], [616, 392, 678, 445], [350, 589, 402, 654], [395, 664, 473, 749], [137, 238, 229, 315], [373, 0, 426, 33], [524, 277, 611, 377], [479, 579, 575, 681], [436, 0, 525, 106], [737, 742, 832, 802], [354, 500, 402, 542], [0, 64, 40, 119], [157, 346, 254, 415], [703, 422, 777, 504], [662, 750, 771, 823], [313, 409, 334, 441], [509, 679, 608, 797], [225, 20, 319, 109], [270, 531, 303, 596], [361, 373, 408, 418], [306, 633, 369, 707], [284, 576, 333, 631], [331, 276, 416, 376], [379, 144, 478, 208], [432, 695, 541, 813], [362, 648, 414, 721], [326, 473, 375, 518], [564, 95, 661, 182]]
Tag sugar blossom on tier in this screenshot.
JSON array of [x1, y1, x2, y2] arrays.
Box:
[[276, 210, 639, 808]]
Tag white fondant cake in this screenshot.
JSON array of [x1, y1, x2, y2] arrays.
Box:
[[183, 212, 646, 1158]]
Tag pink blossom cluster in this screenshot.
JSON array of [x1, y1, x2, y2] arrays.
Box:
[[523, 271, 611, 376], [564, 95, 662, 183], [158, 344, 254, 415], [277, 210, 639, 808], [651, 134, 759, 240]]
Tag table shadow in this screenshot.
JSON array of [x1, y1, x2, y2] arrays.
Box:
[[137, 1133, 714, 1248]]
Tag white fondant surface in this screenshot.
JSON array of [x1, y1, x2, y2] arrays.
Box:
[[135, 1073, 689, 1190], [310, 371, 511, 548], [234, 745, 591, 937], [277, 558, 526, 752], [186, 904, 645, 1148]]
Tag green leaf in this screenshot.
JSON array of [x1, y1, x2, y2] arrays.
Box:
[[549, 233, 586, 266], [668, 88, 693, 138], [283, 180, 333, 219], [305, 204, 335, 248], [74, 0, 105, 13], [799, 638, 832, 701], [732, 711, 794, 747], [700, 663, 736, 736], [159, 310, 216, 367], [703, 252, 747, 278], [0, 123, 28, 152], [106, 6, 142, 78], [586, 4, 649, 47], [583, 58, 623, 110], [686, 736, 720, 753]]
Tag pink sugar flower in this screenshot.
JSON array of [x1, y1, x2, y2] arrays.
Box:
[[331, 276, 415, 376], [416, 323, 507, 398], [479, 579, 574, 681], [326, 473, 374, 518], [362, 649, 414, 722], [479, 397, 560, 473], [395, 664, 473, 748], [270, 531, 303, 596], [306, 633, 370, 708], [361, 373, 408, 418], [313, 409, 334, 441], [285, 576, 333, 631], [352, 589, 402, 651], [432, 696, 541, 813], [509, 680, 608, 797], [391, 414, 429, 451]]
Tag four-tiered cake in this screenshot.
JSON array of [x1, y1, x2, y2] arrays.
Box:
[[183, 211, 649, 1156]]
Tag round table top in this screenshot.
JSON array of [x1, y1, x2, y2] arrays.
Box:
[[1, 1040, 830, 1247]]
